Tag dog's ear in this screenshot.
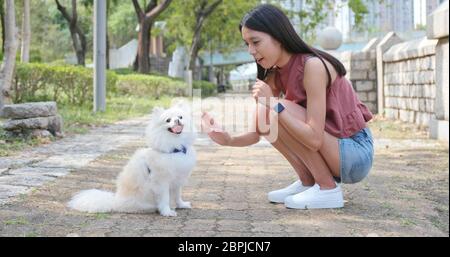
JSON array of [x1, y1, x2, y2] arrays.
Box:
[[151, 106, 164, 117]]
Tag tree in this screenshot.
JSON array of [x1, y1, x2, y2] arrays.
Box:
[[0, 0, 5, 53], [79, 0, 119, 68], [132, 0, 172, 74], [164, 0, 258, 79], [348, 0, 369, 31], [20, 0, 31, 62], [105, 0, 120, 69], [55, 0, 87, 66], [0, 0, 18, 108], [108, 1, 138, 48], [204, 1, 259, 54], [296, 0, 334, 43], [185, 0, 222, 77], [280, 0, 370, 43]]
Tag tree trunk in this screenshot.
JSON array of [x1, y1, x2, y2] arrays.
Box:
[[188, 19, 203, 77], [0, 0, 18, 108], [131, 0, 172, 74], [0, 0, 5, 54], [55, 0, 86, 66], [136, 20, 152, 73], [106, 33, 110, 69], [187, 0, 222, 77], [20, 0, 31, 62], [71, 25, 87, 66]]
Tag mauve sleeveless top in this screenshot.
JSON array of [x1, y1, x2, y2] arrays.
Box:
[[274, 53, 373, 138]]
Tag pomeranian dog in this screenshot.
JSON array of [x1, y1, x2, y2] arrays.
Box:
[[67, 102, 196, 217]]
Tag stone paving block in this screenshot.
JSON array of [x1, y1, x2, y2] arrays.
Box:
[[0, 174, 55, 188], [215, 210, 249, 220], [182, 218, 217, 231], [9, 167, 70, 178], [221, 202, 249, 211], [178, 230, 217, 237], [142, 229, 180, 237], [0, 184, 30, 201], [251, 221, 286, 233], [217, 219, 252, 232]]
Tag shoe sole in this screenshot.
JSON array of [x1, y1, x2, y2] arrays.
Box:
[[268, 190, 307, 204], [268, 194, 296, 204], [285, 200, 344, 209], [269, 199, 285, 204]]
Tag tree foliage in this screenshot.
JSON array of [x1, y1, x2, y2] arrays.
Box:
[[277, 0, 371, 43], [163, 0, 259, 66]]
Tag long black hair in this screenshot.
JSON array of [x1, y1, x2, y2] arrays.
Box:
[[239, 4, 346, 87]]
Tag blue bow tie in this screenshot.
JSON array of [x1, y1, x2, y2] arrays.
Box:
[[172, 145, 187, 154]]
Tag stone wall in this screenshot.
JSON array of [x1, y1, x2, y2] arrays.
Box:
[[339, 50, 378, 114], [382, 37, 438, 127], [1, 102, 63, 139], [150, 56, 171, 75]]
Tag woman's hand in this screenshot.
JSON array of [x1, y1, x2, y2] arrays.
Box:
[[252, 78, 274, 107], [201, 112, 232, 146]]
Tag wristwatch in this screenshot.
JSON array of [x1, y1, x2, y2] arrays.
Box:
[[273, 102, 285, 113]]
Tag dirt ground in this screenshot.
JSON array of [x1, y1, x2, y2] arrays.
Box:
[[0, 113, 448, 237]]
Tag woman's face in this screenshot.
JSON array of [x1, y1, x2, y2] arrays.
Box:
[[241, 26, 283, 69]]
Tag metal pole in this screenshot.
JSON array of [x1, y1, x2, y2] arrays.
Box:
[[93, 0, 106, 112]]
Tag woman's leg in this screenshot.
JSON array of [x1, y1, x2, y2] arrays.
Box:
[[270, 137, 315, 186], [256, 100, 340, 189], [255, 103, 314, 185]]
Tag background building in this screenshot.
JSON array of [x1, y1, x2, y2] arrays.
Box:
[[289, 0, 444, 43]]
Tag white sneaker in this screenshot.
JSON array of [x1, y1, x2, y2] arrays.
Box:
[[284, 183, 344, 209], [268, 180, 311, 203]]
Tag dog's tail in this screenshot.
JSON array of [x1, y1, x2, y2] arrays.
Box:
[[67, 189, 116, 213]]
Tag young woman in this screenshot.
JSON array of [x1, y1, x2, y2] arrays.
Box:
[[201, 4, 374, 209]]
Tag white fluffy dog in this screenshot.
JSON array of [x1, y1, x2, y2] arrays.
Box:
[[67, 102, 196, 217]]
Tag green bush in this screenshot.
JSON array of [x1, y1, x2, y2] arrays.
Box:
[[29, 49, 43, 63], [193, 80, 216, 97], [116, 74, 187, 99], [13, 63, 118, 105], [112, 68, 136, 75], [13, 63, 216, 107], [112, 67, 165, 77]]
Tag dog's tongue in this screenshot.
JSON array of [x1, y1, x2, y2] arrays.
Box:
[[172, 125, 183, 133]]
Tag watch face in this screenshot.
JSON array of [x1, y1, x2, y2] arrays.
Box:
[[275, 103, 285, 113]]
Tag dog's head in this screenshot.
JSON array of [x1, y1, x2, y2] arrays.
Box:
[[146, 101, 196, 152]]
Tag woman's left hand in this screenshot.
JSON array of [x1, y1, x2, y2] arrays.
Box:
[[252, 78, 274, 107]]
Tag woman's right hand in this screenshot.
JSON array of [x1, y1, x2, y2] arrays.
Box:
[[201, 112, 232, 146]]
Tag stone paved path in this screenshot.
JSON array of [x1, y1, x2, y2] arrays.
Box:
[[0, 94, 448, 237]]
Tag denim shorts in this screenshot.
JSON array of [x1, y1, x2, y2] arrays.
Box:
[[337, 127, 374, 184]]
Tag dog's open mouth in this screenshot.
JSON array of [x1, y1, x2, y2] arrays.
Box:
[[168, 124, 184, 134]]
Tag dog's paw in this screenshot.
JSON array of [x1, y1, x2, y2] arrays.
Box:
[[176, 201, 192, 209], [177, 201, 192, 209], [159, 208, 177, 217]]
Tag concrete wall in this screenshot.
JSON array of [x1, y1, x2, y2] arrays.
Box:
[[109, 37, 169, 75], [427, 0, 449, 141]]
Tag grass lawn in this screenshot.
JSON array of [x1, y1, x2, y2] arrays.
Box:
[[0, 95, 173, 157], [368, 115, 429, 139], [60, 95, 173, 135]]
